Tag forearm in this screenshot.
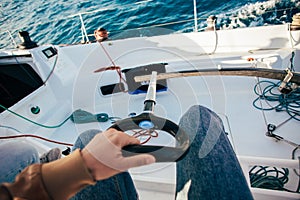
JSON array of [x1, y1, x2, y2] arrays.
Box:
[[42, 149, 96, 200], [0, 185, 12, 200], [1, 149, 95, 200], [0, 129, 155, 200], [1, 164, 51, 200]]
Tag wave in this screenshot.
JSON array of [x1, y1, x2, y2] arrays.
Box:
[[215, 0, 300, 29], [0, 0, 299, 49]]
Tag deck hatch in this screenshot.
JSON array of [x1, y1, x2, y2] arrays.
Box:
[[0, 63, 43, 112], [122, 63, 168, 95]]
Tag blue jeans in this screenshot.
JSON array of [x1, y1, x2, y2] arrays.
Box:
[[176, 105, 253, 199], [1, 105, 253, 199], [70, 129, 139, 200], [71, 105, 253, 200], [0, 141, 39, 183]]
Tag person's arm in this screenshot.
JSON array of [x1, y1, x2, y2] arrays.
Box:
[[1, 129, 155, 200], [0, 185, 12, 200]]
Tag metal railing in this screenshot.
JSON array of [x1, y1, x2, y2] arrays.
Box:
[[1, 0, 298, 49], [71, 0, 201, 43], [1, 0, 203, 48]]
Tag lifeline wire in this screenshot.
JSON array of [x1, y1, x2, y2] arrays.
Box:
[[0, 103, 72, 129]]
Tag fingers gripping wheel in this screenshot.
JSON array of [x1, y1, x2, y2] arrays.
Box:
[[110, 113, 190, 162]]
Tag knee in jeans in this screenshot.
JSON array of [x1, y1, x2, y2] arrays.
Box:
[[73, 129, 102, 150], [182, 105, 225, 138], [189, 105, 223, 124], [11, 142, 39, 165]]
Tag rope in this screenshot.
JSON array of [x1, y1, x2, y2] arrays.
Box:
[[96, 42, 127, 92], [249, 165, 299, 193], [0, 103, 72, 129], [131, 129, 158, 144], [0, 134, 73, 146], [0, 125, 73, 146], [253, 80, 300, 121]]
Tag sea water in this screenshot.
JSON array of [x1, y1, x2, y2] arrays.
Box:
[[0, 0, 299, 49]]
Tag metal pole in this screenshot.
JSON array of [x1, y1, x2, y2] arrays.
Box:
[[193, 0, 198, 32], [143, 71, 157, 113], [79, 14, 89, 42], [6, 30, 17, 48]]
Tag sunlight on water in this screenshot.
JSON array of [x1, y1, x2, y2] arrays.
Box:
[[0, 0, 299, 49]]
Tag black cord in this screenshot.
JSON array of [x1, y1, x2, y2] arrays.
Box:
[[249, 165, 300, 193]]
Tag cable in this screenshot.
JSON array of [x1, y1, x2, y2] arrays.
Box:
[[42, 49, 58, 85], [249, 165, 300, 193], [209, 18, 218, 55], [0, 103, 72, 129], [0, 134, 73, 146], [253, 80, 300, 121], [95, 42, 128, 92], [0, 125, 21, 133], [1, 104, 119, 128], [131, 129, 159, 144]]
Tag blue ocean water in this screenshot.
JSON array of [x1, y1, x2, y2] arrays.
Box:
[[0, 0, 299, 49]]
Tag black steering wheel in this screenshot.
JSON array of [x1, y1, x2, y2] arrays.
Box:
[[110, 112, 190, 162]]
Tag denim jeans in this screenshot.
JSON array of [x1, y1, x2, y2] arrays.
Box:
[[70, 129, 139, 200], [1, 105, 253, 199], [176, 105, 253, 200], [71, 105, 253, 200], [0, 140, 39, 183]]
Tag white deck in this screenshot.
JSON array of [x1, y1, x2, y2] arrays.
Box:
[[1, 24, 300, 199]]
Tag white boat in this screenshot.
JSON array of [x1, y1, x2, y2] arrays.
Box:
[[1, 4, 300, 199]]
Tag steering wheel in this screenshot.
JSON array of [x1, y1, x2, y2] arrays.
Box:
[[110, 112, 190, 162]]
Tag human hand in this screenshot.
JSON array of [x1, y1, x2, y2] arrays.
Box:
[[81, 128, 156, 180]]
